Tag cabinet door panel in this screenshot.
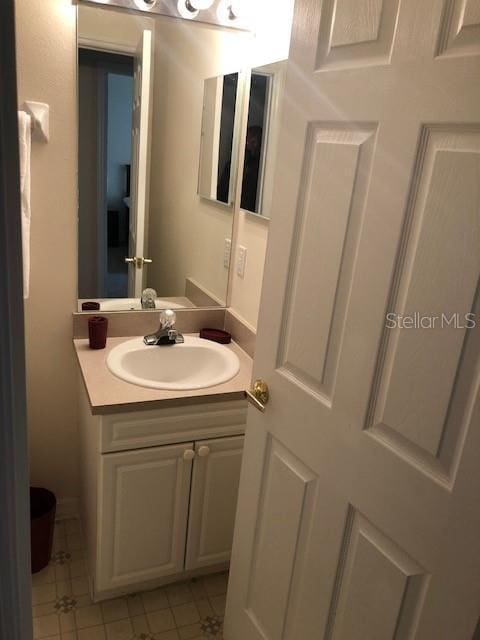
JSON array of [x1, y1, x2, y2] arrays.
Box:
[[186, 436, 244, 570], [97, 442, 193, 592]]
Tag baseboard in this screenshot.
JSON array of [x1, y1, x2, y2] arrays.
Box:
[[55, 498, 79, 521]]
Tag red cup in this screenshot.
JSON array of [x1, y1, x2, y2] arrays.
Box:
[[88, 316, 108, 349]]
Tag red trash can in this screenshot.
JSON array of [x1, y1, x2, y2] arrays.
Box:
[[30, 487, 56, 574]]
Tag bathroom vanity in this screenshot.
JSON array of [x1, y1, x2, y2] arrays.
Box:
[[75, 336, 252, 601]]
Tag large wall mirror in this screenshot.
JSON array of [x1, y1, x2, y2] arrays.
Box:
[[77, 3, 250, 311]]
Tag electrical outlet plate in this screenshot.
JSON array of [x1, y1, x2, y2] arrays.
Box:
[[237, 245, 247, 278], [224, 238, 231, 269]]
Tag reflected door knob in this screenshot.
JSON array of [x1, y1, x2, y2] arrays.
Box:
[[125, 257, 153, 269], [246, 379, 269, 412], [183, 449, 196, 461], [197, 446, 210, 458]]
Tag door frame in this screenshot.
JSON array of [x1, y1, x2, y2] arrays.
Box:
[[0, 0, 33, 638]]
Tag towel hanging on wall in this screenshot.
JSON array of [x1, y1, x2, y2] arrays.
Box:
[[18, 110, 31, 299]]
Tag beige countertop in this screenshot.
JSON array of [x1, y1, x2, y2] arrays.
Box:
[[74, 335, 253, 415]]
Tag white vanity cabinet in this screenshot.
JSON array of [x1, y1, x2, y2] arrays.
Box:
[[186, 435, 244, 571], [98, 442, 194, 592], [79, 383, 247, 599]]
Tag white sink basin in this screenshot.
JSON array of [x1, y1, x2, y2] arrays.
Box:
[[100, 298, 184, 311], [106, 336, 240, 390]]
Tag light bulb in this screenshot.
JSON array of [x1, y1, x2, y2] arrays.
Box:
[[217, 0, 251, 22], [229, 0, 242, 18], [177, 0, 199, 18], [188, 0, 214, 9], [230, 0, 253, 20]]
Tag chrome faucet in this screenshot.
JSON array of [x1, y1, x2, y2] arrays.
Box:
[[141, 288, 157, 310], [144, 309, 184, 346]]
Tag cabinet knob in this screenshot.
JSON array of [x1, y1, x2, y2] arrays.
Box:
[[197, 446, 210, 458], [183, 449, 196, 460]]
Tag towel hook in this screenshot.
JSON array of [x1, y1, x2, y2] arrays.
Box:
[[21, 101, 49, 143]]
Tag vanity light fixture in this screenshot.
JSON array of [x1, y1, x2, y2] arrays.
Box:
[[79, 0, 251, 31]]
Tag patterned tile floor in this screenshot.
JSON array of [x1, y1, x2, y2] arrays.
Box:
[[32, 518, 227, 640]]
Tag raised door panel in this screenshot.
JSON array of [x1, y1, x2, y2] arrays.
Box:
[[316, 0, 402, 70], [438, 0, 480, 57], [327, 509, 428, 639], [366, 126, 480, 485], [185, 436, 244, 570], [244, 438, 318, 640], [277, 124, 376, 404], [97, 442, 193, 592]]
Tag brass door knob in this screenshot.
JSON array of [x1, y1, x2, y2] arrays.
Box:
[[246, 379, 269, 412]]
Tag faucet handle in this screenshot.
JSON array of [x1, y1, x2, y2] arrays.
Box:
[[159, 309, 176, 329], [142, 287, 157, 301], [141, 288, 157, 310]]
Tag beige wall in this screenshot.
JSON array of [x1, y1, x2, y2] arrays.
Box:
[[15, 0, 79, 502], [229, 213, 269, 329], [228, 0, 294, 329], [78, 4, 154, 49]]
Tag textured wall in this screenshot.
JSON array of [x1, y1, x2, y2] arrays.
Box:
[[15, 0, 79, 502]]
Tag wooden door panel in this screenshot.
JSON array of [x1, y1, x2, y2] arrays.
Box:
[[438, 0, 480, 57], [367, 126, 480, 485], [244, 438, 318, 640], [315, 0, 402, 70], [327, 509, 428, 640], [277, 124, 377, 402], [226, 0, 480, 636]]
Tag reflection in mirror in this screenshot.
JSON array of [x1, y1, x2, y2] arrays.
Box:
[[78, 48, 134, 300], [240, 60, 287, 219], [77, 3, 250, 311], [198, 72, 241, 206]]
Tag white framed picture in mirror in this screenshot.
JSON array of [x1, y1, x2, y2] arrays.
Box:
[[240, 60, 287, 220], [76, 2, 253, 312]]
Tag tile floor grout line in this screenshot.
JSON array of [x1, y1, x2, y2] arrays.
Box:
[[32, 517, 226, 640]]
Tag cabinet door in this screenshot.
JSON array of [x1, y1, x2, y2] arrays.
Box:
[[97, 442, 194, 592], [186, 436, 244, 570]]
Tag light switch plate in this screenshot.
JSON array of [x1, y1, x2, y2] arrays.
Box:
[[224, 238, 231, 269], [237, 245, 247, 278]]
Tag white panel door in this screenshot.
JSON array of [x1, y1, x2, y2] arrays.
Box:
[[185, 436, 244, 570], [225, 1, 480, 639], [97, 442, 193, 592], [128, 29, 153, 297]]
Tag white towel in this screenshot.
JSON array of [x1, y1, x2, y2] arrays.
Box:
[[18, 111, 31, 299]]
